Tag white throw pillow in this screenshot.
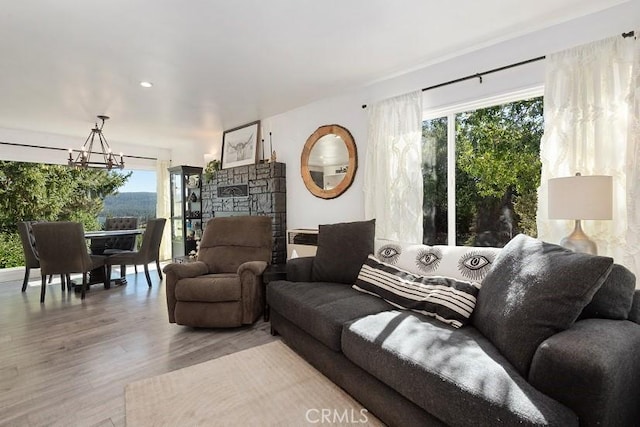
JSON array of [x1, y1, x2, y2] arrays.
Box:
[[374, 239, 501, 285]]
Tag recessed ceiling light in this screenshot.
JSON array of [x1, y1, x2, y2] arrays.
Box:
[[140, 81, 153, 88]]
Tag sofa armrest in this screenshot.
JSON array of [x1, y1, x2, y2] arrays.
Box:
[[163, 261, 208, 279], [529, 318, 640, 426], [286, 257, 315, 282], [629, 289, 640, 324]]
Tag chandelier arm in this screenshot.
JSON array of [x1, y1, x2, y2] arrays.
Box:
[[98, 132, 114, 170]]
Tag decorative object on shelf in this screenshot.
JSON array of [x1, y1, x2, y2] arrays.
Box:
[[187, 175, 200, 188], [301, 124, 357, 199], [260, 138, 267, 163], [68, 115, 125, 170], [268, 131, 277, 163], [548, 173, 613, 255], [204, 159, 220, 183], [189, 192, 198, 202], [221, 120, 260, 169]]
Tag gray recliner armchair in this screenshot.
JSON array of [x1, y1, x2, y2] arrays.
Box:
[[163, 216, 272, 328]]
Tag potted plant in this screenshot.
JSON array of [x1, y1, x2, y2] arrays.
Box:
[[204, 159, 220, 183]]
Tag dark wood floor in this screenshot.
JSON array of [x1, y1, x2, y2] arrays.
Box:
[[0, 267, 276, 426]]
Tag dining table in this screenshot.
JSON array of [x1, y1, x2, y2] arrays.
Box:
[[81, 228, 145, 289]]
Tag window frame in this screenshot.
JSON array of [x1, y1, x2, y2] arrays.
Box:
[[422, 85, 544, 245]]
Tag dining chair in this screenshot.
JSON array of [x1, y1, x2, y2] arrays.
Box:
[[106, 218, 166, 287], [17, 221, 55, 292], [102, 216, 139, 272], [31, 221, 108, 303]]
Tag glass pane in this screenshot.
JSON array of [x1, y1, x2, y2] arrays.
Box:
[[422, 117, 448, 245], [100, 169, 157, 227], [454, 97, 542, 247]]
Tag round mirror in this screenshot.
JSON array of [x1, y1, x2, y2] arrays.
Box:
[[301, 124, 357, 199]]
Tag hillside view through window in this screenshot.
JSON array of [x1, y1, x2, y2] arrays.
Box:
[[99, 169, 157, 225]]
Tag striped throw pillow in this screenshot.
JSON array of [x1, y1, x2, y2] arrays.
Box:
[[353, 255, 479, 328]]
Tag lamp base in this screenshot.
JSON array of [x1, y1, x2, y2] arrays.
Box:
[[560, 220, 597, 255]]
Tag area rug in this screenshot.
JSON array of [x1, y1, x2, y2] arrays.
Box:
[[125, 341, 382, 426]]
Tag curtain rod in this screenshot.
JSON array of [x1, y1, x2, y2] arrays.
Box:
[[421, 55, 544, 93], [362, 30, 635, 109], [0, 141, 157, 161]]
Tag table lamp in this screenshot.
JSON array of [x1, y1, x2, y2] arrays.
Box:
[[548, 173, 613, 255]]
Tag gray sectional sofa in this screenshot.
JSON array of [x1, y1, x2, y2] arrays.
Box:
[[266, 220, 640, 426]]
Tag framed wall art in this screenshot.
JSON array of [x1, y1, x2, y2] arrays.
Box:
[[221, 120, 260, 169]]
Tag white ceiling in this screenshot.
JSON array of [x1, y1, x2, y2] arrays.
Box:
[[0, 0, 626, 150]]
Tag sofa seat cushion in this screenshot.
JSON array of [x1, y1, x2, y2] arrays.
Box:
[[342, 310, 578, 427], [175, 273, 240, 302], [267, 280, 393, 351]]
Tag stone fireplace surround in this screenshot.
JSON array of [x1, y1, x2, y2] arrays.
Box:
[[202, 162, 286, 264]]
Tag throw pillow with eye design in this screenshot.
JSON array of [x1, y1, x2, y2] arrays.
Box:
[[374, 239, 501, 285]]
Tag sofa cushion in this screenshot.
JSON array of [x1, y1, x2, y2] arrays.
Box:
[[375, 239, 501, 285], [473, 234, 613, 377], [580, 263, 636, 320], [311, 219, 375, 284], [266, 280, 392, 351], [353, 255, 478, 328], [175, 273, 240, 302], [342, 310, 578, 427]]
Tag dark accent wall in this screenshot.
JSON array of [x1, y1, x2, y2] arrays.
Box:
[[202, 162, 286, 264]]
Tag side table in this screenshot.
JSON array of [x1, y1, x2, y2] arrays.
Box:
[[262, 264, 287, 321]]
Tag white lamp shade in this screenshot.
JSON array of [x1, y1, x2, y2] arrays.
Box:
[[548, 175, 613, 220]]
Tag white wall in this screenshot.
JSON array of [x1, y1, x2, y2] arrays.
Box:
[[255, 1, 638, 230]]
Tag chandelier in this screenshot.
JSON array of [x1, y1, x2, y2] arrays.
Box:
[[68, 115, 124, 170]]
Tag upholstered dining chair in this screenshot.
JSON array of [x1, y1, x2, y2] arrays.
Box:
[[163, 216, 272, 328], [102, 216, 139, 272], [104, 217, 139, 251], [31, 221, 108, 303], [17, 221, 53, 292], [106, 218, 166, 287]]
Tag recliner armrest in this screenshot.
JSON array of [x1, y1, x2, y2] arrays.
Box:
[[237, 260, 268, 276], [237, 261, 268, 325], [528, 318, 640, 426], [163, 261, 208, 279], [286, 257, 315, 282]]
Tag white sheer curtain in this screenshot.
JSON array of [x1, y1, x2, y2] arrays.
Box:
[[364, 91, 424, 243], [537, 33, 640, 274], [156, 159, 171, 261]]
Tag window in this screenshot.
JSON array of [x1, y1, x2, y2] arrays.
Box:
[[422, 93, 543, 247], [100, 169, 157, 226]]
